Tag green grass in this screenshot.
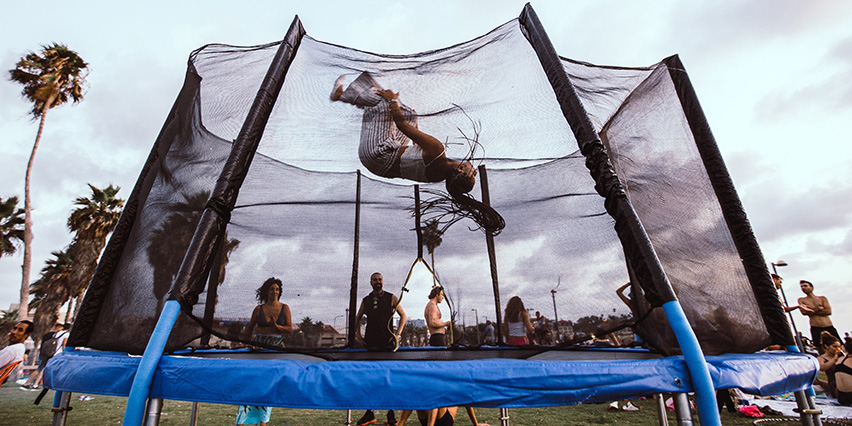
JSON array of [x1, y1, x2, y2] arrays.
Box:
[[0, 382, 811, 425]]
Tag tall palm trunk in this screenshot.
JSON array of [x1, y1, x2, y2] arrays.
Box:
[[19, 98, 54, 321]]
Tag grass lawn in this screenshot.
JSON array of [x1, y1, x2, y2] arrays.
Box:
[[0, 382, 819, 425]]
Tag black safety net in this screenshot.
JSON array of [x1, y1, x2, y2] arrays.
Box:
[[69, 9, 791, 357]]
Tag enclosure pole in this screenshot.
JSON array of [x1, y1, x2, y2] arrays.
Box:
[[520, 4, 720, 425], [166, 15, 305, 309], [122, 300, 180, 426], [663, 301, 719, 426], [479, 165, 503, 343], [348, 171, 361, 347], [143, 398, 164, 426], [414, 185, 423, 259], [50, 390, 71, 426]]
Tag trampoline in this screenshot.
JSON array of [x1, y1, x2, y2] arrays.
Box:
[[43, 4, 819, 426]]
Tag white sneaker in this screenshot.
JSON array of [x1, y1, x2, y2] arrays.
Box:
[[622, 401, 640, 411], [608, 401, 619, 411]]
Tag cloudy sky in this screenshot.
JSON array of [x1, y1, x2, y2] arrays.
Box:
[[2, 0, 851, 340]]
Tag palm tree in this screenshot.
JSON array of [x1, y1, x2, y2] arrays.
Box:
[[0, 196, 25, 258], [422, 219, 443, 285], [147, 191, 210, 315], [31, 249, 74, 342], [9, 43, 88, 321], [66, 184, 124, 321]]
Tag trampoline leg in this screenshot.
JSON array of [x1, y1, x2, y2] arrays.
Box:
[[345, 409, 352, 425], [793, 390, 817, 426], [189, 402, 199, 426], [805, 393, 823, 426], [51, 390, 72, 426], [672, 393, 693, 426], [143, 398, 164, 426], [499, 407, 509, 426], [655, 394, 669, 426]]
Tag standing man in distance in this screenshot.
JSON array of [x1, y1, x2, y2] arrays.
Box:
[[425, 286, 450, 347], [354, 272, 407, 425], [796, 280, 840, 352]]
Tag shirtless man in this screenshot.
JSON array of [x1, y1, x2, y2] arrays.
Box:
[[425, 286, 450, 347], [796, 280, 840, 351]]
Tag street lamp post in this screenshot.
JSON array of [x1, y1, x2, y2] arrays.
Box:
[[772, 260, 803, 350], [551, 278, 561, 341], [471, 308, 480, 345]]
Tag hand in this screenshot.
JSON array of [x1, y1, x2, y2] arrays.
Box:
[[378, 89, 398, 101], [799, 305, 814, 314]]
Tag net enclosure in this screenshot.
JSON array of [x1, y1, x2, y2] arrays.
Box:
[[68, 5, 792, 359]]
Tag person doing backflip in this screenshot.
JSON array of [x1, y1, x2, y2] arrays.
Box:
[[331, 72, 504, 236]]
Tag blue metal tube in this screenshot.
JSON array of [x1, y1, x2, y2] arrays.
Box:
[[663, 301, 721, 426], [122, 300, 181, 426]]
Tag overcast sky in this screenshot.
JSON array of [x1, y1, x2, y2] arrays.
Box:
[[2, 0, 851, 339]]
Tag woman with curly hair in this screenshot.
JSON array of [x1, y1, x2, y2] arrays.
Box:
[[237, 277, 292, 426]]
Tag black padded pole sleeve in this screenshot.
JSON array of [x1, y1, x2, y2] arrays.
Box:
[[479, 165, 503, 343], [664, 55, 794, 347], [415, 185, 423, 259], [519, 3, 676, 306], [348, 171, 362, 347], [170, 16, 306, 307], [67, 65, 203, 348]]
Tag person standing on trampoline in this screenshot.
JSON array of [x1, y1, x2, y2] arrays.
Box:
[[503, 296, 534, 346], [425, 286, 450, 347], [354, 272, 408, 425], [331, 72, 504, 236], [237, 277, 293, 426]]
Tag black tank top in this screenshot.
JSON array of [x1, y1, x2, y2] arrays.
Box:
[[256, 305, 288, 327], [363, 291, 394, 348]]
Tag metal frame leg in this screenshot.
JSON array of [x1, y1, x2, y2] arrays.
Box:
[[51, 391, 72, 426], [655, 394, 669, 426], [672, 393, 694, 426], [345, 409, 352, 425], [499, 407, 509, 426], [143, 398, 164, 426], [189, 402, 199, 426]]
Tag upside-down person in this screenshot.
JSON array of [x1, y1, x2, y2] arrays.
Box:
[[331, 72, 504, 236]]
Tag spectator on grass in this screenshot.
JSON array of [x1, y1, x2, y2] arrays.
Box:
[[20, 322, 68, 391], [834, 337, 852, 406], [0, 321, 32, 385], [815, 331, 844, 398], [483, 320, 495, 346]]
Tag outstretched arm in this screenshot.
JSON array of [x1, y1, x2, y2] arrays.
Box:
[[378, 89, 446, 162], [393, 295, 408, 335]]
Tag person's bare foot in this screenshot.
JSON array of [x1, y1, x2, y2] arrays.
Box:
[[330, 75, 346, 101]]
